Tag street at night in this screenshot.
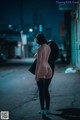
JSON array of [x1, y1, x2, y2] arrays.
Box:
[[0, 0, 80, 120], [0, 62, 80, 120]]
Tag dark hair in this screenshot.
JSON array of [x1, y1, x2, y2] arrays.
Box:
[[36, 33, 47, 45]]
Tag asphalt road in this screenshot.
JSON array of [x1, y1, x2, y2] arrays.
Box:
[[0, 65, 38, 119], [0, 64, 80, 120]]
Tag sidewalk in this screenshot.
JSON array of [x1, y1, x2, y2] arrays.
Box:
[[0, 58, 35, 66], [7, 58, 35, 64]]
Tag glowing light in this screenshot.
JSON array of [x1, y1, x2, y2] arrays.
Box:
[[18, 42, 21, 47], [49, 40, 52, 41], [8, 24, 12, 28], [39, 24, 42, 32], [29, 28, 33, 32]]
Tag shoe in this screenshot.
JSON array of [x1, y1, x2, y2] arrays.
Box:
[[38, 110, 45, 114], [45, 109, 50, 114]]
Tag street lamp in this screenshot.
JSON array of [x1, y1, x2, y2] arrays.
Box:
[[29, 28, 33, 32]]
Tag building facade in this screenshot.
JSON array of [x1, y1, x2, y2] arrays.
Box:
[[71, 4, 80, 70]]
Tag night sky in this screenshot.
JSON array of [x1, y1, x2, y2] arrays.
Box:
[[0, 0, 64, 40]]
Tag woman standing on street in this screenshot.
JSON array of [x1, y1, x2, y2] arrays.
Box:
[[35, 33, 52, 114]]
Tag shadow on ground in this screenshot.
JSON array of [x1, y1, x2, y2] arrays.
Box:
[[42, 114, 53, 120], [49, 108, 80, 120]]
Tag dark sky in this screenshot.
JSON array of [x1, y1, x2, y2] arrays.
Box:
[[0, 0, 63, 24], [0, 0, 64, 40]]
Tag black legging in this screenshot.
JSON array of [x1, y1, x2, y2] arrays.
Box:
[[37, 78, 52, 110]]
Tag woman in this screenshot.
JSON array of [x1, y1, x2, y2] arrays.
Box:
[[35, 33, 52, 114]]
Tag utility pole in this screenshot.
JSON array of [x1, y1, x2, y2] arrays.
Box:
[[32, 8, 39, 36], [20, 0, 24, 58]]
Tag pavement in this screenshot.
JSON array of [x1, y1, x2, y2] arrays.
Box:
[[0, 58, 80, 120], [7, 58, 35, 64]]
